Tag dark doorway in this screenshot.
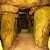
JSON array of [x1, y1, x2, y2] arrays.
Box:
[[19, 14, 28, 29]]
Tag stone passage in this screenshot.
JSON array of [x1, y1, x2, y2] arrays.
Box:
[[9, 29, 48, 50]]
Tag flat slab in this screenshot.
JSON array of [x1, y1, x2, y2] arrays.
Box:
[[0, 0, 50, 9], [0, 4, 19, 13]]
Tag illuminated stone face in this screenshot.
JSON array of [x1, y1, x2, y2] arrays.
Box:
[[0, 4, 19, 13], [1, 12, 17, 50], [7, 0, 27, 5], [33, 6, 50, 47], [27, 0, 37, 4], [0, 40, 3, 50], [48, 37, 50, 50], [0, 0, 49, 9]]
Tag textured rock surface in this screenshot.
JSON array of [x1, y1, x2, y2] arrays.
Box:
[[33, 6, 50, 47], [1, 12, 17, 50], [0, 0, 50, 9], [0, 4, 19, 13]]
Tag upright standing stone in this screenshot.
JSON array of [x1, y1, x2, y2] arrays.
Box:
[[33, 6, 50, 47], [1, 12, 16, 50]]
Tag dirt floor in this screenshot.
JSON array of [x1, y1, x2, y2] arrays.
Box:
[[9, 29, 48, 50]]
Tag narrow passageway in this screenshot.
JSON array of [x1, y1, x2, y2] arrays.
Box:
[[9, 29, 48, 50]]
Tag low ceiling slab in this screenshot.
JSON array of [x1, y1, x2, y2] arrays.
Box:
[[0, 0, 50, 9], [0, 4, 19, 13]]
